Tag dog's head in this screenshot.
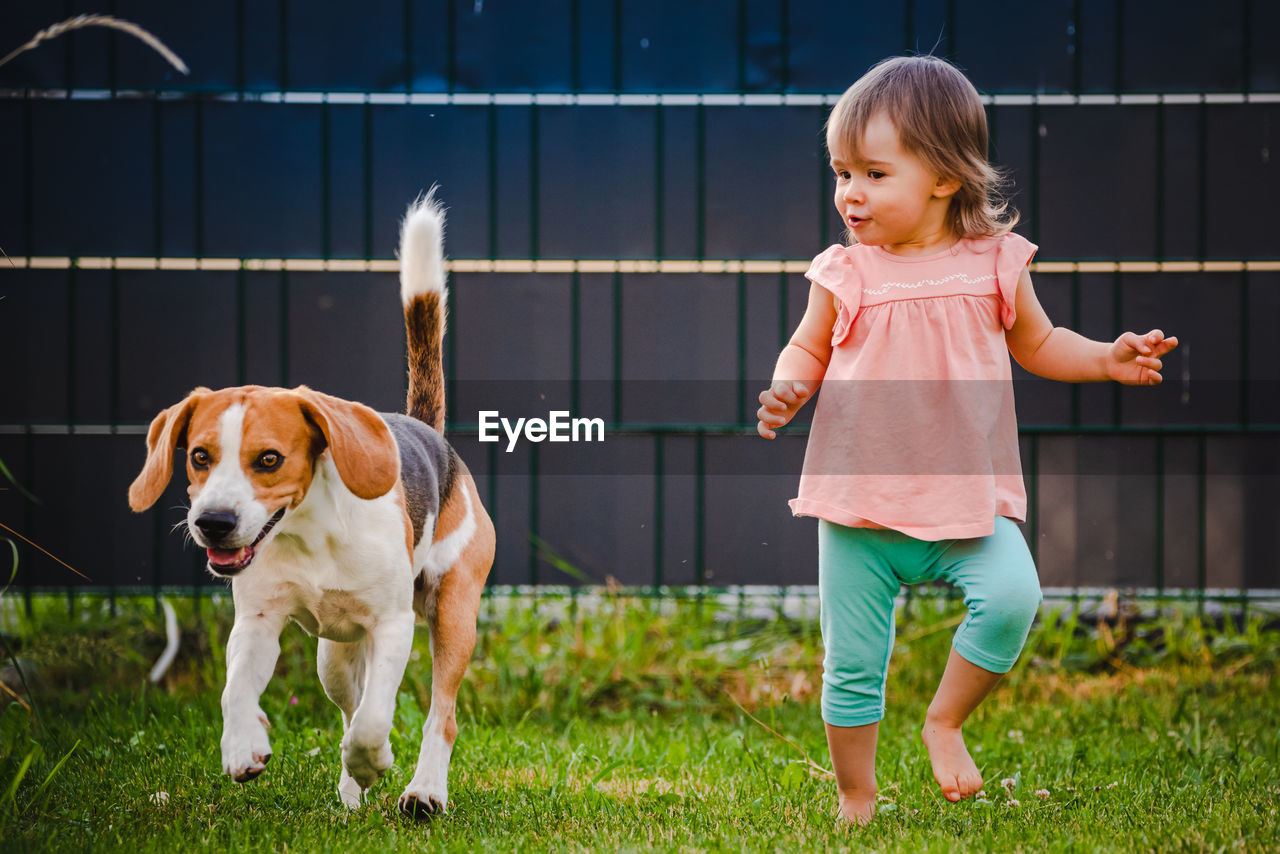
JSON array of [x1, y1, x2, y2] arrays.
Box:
[[128, 385, 398, 577]]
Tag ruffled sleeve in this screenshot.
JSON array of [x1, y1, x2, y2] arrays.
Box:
[[805, 244, 862, 346], [994, 233, 1037, 330]]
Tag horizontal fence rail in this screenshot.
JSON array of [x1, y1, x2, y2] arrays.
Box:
[[5, 257, 1280, 274]]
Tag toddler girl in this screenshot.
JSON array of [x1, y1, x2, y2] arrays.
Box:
[[756, 55, 1177, 825]]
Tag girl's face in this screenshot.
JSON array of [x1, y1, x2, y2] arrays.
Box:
[[828, 112, 960, 255]]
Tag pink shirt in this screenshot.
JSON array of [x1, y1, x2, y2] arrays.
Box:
[[789, 233, 1037, 540]]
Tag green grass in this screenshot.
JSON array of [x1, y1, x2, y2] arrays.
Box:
[[1, 592, 1277, 852]]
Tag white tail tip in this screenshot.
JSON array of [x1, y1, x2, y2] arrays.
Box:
[[399, 189, 447, 302]]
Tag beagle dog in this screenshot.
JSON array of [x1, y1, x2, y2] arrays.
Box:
[[127, 195, 494, 816]]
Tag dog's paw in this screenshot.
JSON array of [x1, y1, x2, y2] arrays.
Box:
[[337, 770, 364, 809], [398, 787, 448, 819], [221, 711, 273, 783], [221, 713, 273, 782], [342, 736, 393, 790]]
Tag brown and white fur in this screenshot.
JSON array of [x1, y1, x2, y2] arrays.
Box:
[[127, 194, 494, 816]]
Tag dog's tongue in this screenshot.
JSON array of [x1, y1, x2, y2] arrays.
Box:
[[208, 546, 249, 566]]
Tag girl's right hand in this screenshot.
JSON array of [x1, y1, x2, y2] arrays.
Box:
[[756, 381, 814, 439]]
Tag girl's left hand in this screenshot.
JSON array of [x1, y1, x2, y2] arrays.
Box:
[[1108, 330, 1179, 386]]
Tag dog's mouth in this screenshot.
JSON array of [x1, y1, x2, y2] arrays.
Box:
[[206, 508, 286, 575]]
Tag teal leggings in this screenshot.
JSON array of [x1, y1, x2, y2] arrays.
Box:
[[819, 517, 1042, 728]]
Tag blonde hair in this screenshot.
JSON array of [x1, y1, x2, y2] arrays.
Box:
[[827, 55, 1018, 239]]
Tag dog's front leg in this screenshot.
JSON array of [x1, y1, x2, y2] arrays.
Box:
[[221, 610, 286, 782], [341, 610, 415, 791]]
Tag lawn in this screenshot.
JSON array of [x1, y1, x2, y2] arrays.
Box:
[[1, 591, 1277, 852]]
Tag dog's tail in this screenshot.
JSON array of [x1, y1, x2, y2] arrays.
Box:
[[399, 190, 448, 433]]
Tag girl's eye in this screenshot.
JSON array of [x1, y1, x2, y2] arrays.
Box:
[[835, 170, 851, 180], [868, 170, 886, 180], [191, 449, 210, 469]]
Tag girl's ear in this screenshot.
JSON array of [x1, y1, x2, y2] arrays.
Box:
[[933, 176, 962, 199]]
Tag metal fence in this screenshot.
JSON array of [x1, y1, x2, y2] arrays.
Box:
[[1, 1, 1277, 605]]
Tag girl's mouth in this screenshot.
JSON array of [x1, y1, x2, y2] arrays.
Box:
[[848, 216, 867, 228]]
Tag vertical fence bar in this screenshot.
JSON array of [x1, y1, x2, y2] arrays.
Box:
[[235, 0, 246, 91], [1240, 0, 1252, 92], [986, 102, 997, 163], [1155, 102, 1165, 260], [737, 272, 747, 425], [108, 268, 120, 613], [447, 0, 457, 92], [65, 270, 77, 431], [22, 430, 34, 617], [903, 0, 914, 53], [1071, 0, 1083, 94], [612, 0, 623, 92], [736, 0, 747, 92], [779, 0, 791, 92], [818, 132, 829, 244], [279, 0, 289, 90], [321, 102, 332, 258], [236, 270, 248, 385], [612, 271, 623, 423], [944, 0, 957, 61], [1238, 271, 1249, 426], [570, 271, 581, 415], [363, 104, 374, 259], [1029, 100, 1040, 246], [153, 97, 164, 265], [778, 269, 789, 349], [1028, 432, 1040, 564], [486, 442, 498, 586], [530, 105, 540, 259], [655, 105, 665, 259], [1070, 271, 1081, 425], [278, 271, 290, 385], [488, 103, 498, 257], [447, 271, 457, 428], [529, 444, 540, 586], [403, 0, 413, 92], [695, 431, 706, 588], [151, 496, 165, 612], [570, 0, 581, 91], [1111, 271, 1122, 425], [1197, 99, 1208, 261], [1113, 0, 1124, 93], [1155, 433, 1165, 600], [150, 87, 165, 605], [653, 433, 664, 591], [1197, 434, 1207, 614], [1237, 268, 1249, 621], [65, 267, 77, 616], [696, 102, 706, 260]]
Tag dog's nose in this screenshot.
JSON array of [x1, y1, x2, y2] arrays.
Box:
[[194, 510, 238, 539]]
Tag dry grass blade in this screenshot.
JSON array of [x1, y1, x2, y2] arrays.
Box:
[[0, 14, 189, 76], [723, 688, 834, 779], [0, 676, 31, 713], [0, 521, 90, 581]]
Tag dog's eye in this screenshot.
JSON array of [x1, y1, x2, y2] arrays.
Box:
[[191, 449, 211, 469], [256, 451, 282, 471]]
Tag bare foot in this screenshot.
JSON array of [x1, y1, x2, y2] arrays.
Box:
[[920, 720, 983, 802], [836, 792, 875, 825]]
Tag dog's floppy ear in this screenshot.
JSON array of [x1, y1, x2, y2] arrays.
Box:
[[294, 387, 398, 500], [128, 388, 208, 512]]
